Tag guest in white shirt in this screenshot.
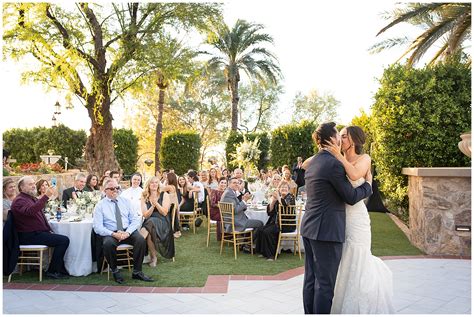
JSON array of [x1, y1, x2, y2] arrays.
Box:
[[120, 173, 143, 216], [93, 178, 153, 284]]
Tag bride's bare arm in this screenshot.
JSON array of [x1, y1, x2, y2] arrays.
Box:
[[325, 142, 371, 181]]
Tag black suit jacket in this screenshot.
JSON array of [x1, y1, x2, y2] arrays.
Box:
[[300, 150, 372, 243], [61, 187, 83, 207]]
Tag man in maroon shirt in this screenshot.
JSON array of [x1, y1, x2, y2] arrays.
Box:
[[11, 176, 70, 279]]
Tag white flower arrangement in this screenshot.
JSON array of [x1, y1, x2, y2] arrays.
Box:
[[68, 191, 102, 215], [231, 136, 261, 180]]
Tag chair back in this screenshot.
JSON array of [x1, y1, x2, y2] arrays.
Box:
[[277, 204, 301, 233], [218, 202, 235, 233]]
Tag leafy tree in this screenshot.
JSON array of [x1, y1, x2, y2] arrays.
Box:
[[291, 89, 340, 124], [371, 61, 470, 222], [238, 82, 283, 133], [370, 3, 471, 65], [204, 19, 282, 131], [113, 129, 138, 177], [3, 3, 222, 175], [350, 109, 374, 156]]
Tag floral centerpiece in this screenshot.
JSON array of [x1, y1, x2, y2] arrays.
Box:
[[44, 199, 61, 217], [231, 135, 261, 182], [68, 191, 102, 218]]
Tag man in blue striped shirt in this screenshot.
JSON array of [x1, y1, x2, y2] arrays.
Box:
[[93, 178, 153, 284]]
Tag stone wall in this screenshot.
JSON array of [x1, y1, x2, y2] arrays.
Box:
[[402, 167, 471, 256]]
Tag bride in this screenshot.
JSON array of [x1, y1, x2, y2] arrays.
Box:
[[325, 125, 394, 314]]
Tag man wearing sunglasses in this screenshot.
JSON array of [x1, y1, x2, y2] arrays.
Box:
[[93, 178, 153, 284]]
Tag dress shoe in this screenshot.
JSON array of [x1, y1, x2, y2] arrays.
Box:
[[132, 271, 154, 282], [112, 271, 125, 284], [45, 271, 69, 279]]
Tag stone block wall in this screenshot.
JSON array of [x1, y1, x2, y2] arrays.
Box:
[[403, 167, 471, 256]]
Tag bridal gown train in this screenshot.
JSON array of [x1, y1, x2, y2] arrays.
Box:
[[331, 178, 395, 314]]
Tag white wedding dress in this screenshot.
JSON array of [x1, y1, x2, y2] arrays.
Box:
[[331, 177, 394, 314]]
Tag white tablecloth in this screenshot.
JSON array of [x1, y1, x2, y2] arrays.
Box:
[[49, 218, 95, 276], [246, 205, 306, 252]]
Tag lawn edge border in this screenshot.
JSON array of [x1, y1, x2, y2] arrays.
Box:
[[3, 256, 470, 294]]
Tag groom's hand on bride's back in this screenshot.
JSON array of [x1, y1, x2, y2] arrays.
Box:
[[365, 168, 373, 187]]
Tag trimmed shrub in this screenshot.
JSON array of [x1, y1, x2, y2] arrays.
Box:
[[225, 131, 270, 171], [113, 128, 139, 177], [371, 61, 471, 222], [270, 120, 317, 168], [161, 131, 201, 175], [3, 124, 86, 167]]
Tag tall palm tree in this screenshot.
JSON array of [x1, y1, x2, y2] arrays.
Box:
[[370, 3, 471, 66], [204, 19, 282, 131]]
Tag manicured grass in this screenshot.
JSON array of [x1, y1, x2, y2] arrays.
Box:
[[370, 212, 423, 256], [5, 212, 422, 286]]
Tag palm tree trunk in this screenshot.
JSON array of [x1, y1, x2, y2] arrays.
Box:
[[155, 87, 165, 174], [230, 77, 239, 131]]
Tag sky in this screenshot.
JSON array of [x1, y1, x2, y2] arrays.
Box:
[[1, 0, 416, 133]]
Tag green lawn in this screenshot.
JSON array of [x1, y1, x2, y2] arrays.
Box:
[[5, 212, 422, 287]]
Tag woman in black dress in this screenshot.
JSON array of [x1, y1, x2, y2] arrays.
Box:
[[141, 177, 175, 267], [255, 180, 295, 260]]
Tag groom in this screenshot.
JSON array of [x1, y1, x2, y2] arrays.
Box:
[[300, 122, 372, 314]]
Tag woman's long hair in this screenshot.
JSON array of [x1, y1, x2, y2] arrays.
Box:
[[142, 176, 160, 203]]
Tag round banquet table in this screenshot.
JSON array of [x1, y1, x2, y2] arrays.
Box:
[[49, 217, 95, 276]]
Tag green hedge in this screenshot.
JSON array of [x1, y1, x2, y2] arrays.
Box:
[[3, 126, 139, 175], [371, 61, 471, 221], [270, 120, 317, 168], [3, 124, 86, 167], [113, 128, 139, 177], [225, 131, 270, 171], [161, 131, 201, 175]]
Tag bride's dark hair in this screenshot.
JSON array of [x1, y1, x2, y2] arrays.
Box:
[[346, 126, 366, 155]]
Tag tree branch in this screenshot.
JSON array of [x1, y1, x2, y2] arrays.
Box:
[[45, 4, 100, 70]]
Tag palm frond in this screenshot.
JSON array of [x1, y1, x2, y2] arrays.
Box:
[[376, 3, 447, 36], [368, 37, 410, 54]]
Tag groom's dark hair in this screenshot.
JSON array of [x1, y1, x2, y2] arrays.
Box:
[[313, 122, 337, 148]]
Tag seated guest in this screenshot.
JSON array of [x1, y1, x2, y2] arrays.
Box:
[[140, 177, 175, 267], [178, 176, 193, 212], [84, 174, 100, 192], [282, 169, 298, 195], [208, 168, 220, 190], [11, 176, 69, 279], [199, 170, 210, 189], [3, 178, 17, 224], [160, 173, 181, 238], [36, 179, 50, 199], [221, 168, 230, 181], [93, 178, 153, 284], [266, 173, 282, 199], [233, 168, 251, 196], [103, 170, 111, 177], [120, 173, 143, 216], [187, 170, 204, 207], [255, 181, 296, 260], [209, 177, 228, 241], [61, 173, 87, 207], [220, 177, 263, 233]]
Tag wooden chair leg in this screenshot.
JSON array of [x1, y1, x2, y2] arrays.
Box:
[[8, 274, 12, 283], [39, 250, 44, 282], [250, 233, 253, 255], [233, 234, 237, 260], [126, 250, 132, 272], [206, 222, 211, 247], [275, 234, 282, 260], [220, 234, 224, 255]]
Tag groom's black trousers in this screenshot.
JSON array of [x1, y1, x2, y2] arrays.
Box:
[[302, 237, 343, 314]]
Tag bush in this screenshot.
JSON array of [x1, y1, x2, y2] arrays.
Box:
[[113, 128, 139, 177], [225, 131, 270, 171], [351, 109, 374, 156], [270, 120, 317, 168], [371, 61, 471, 222], [3, 124, 86, 168], [161, 131, 201, 175]]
